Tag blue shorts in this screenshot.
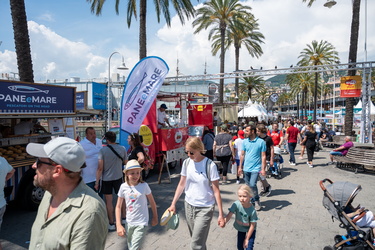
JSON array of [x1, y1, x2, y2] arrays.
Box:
[[330, 151, 343, 156]]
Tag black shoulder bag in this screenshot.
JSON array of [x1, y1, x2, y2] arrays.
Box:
[[107, 145, 124, 162]]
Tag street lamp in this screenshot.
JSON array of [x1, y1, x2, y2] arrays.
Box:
[[107, 52, 128, 131]]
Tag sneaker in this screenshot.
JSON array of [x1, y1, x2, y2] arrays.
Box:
[[309, 165, 314, 168], [264, 185, 272, 197], [254, 201, 261, 211], [226, 180, 230, 184], [290, 162, 296, 166], [327, 161, 334, 165], [108, 224, 116, 231], [236, 180, 240, 184]]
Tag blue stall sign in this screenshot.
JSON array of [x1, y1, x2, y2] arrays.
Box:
[[0, 80, 76, 114], [76, 92, 85, 110]]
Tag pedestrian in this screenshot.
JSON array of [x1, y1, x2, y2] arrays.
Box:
[[300, 124, 317, 168], [285, 120, 301, 166], [225, 185, 258, 250], [202, 126, 215, 160], [95, 131, 128, 231], [26, 137, 108, 249], [168, 136, 225, 250], [256, 124, 273, 197], [0, 156, 15, 249], [267, 122, 284, 148], [80, 127, 103, 191], [239, 124, 266, 211], [213, 111, 222, 126], [127, 133, 147, 179], [213, 124, 234, 184], [233, 130, 245, 184], [282, 121, 289, 153], [299, 121, 309, 159], [115, 159, 158, 250]]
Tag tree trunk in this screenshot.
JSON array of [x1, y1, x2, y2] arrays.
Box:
[[10, 0, 34, 82], [234, 45, 240, 104], [139, 0, 147, 59], [344, 0, 360, 136]]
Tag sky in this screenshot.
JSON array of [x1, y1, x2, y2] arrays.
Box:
[[0, 0, 374, 83]]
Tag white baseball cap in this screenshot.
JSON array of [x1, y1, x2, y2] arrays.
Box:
[[26, 137, 86, 172]]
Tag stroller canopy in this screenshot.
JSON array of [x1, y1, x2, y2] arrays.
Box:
[[323, 181, 362, 220]]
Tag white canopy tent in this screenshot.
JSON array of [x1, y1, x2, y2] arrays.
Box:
[[238, 99, 268, 121]]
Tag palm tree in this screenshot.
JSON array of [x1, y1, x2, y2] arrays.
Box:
[[192, 0, 252, 104], [287, 73, 315, 119], [297, 40, 339, 121], [87, 0, 195, 59], [210, 14, 264, 102], [238, 74, 265, 100], [10, 0, 34, 82], [302, 0, 361, 136]]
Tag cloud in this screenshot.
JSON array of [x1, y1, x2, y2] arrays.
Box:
[[0, 0, 374, 83]]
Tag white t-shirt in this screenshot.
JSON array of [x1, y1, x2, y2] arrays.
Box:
[[0, 157, 13, 208], [80, 138, 103, 183], [181, 158, 219, 207], [118, 182, 151, 226], [314, 124, 321, 133], [157, 109, 168, 128], [234, 138, 244, 160]]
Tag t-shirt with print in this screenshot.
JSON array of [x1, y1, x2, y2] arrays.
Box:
[[267, 129, 283, 146], [181, 157, 220, 207], [117, 182, 151, 226], [228, 200, 258, 232]]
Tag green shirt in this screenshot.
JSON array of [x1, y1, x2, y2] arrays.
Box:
[[29, 180, 108, 250], [229, 200, 258, 232]]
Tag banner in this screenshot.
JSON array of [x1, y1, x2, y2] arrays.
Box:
[[0, 80, 75, 114], [340, 76, 361, 97], [120, 56, 169, 147]]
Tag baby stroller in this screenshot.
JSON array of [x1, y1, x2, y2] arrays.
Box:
[[267, 147, 283, 179], [320, 179, 375, 250]]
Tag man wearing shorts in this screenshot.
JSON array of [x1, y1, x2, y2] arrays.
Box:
[[95, 131, 127, 230], [327, 136, 354, 164]]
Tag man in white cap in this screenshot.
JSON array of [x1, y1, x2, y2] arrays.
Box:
[[157, 103, 171, 128], [26, 137, 108, 249]]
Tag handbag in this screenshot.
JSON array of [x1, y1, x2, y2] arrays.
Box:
[[231, 161, 237, 175], [142, 150, 154, 170]]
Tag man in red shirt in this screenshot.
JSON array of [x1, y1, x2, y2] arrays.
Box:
[[285, 120, 301, 166], [267, 123, 284, 147]]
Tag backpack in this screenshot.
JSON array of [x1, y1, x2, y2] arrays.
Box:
[[183, 158, 216, 186]]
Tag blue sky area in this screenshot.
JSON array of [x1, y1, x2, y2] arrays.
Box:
[[0, 0, 374, 82]]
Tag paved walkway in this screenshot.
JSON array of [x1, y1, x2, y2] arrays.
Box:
[[2, 145, 374, 249], [104, 146, 375, 250]]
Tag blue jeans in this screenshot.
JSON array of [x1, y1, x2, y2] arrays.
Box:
[[288, 142, 297, 163], [243, 171, 259, 202], [237, 230, 256, 250]]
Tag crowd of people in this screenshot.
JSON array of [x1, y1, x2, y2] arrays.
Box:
[[0, 115, 364, 250]]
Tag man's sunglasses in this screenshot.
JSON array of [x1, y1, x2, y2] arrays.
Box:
[[36, 158, 70, 172], [36, 158, 56, 168], [185, 151, 194, 155]]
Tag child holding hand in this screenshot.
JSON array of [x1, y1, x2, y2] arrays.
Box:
[[115, 160, 158, 250], [225, 185, 258, 250]]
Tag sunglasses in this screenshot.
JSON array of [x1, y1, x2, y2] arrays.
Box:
[[36, 158, 70, 172], [36, 158, 56, 168], [185, 151, 194, 155]]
